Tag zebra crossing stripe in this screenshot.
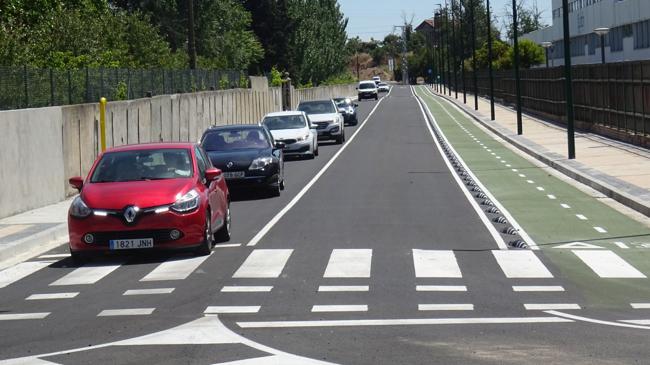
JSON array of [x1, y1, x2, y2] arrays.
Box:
[[323, 249, 372, 278], [412, 250, 462, 278], [50, 262, 124, 286], [0, 261, 51, 289], [492, 251, 553, 278], [140, 255, 210, 282], [233, 249, 293, 278], [573, 250, 646, 278]]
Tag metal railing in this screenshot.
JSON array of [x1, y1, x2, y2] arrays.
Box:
[[0, 67, 248, 110]]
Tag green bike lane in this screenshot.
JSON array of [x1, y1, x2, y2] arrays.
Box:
[[415, 85, 650, 312]]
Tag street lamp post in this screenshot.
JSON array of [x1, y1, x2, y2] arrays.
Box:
[[594, 27, 610, 64], [541, 41, 553, 68], [460, 0, 466, 104], [562, 0, 575, 159], [486, 0, 495, 120], [451, 0, 459, 99], [512, 0, 523, 135], [470, 0, 478, 110]]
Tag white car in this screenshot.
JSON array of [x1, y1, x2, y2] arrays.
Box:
[[261, 111, 318, 158], [377, 82, 390, 93], [297, 99, 345, 144], [357, 80, 378, 101]]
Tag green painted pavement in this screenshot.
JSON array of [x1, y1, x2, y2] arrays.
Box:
[[415, 86, 650, 309]]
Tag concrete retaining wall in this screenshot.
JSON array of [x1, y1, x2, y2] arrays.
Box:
[[0, 79, 355, 219]]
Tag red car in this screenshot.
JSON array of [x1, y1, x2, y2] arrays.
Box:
[[67, 143, 230, 263]]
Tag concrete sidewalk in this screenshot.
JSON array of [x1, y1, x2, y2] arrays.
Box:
[[432, 86, 650, 217], [0, 197, 72, 269]]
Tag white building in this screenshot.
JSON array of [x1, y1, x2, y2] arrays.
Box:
[[523, 0, 650, 66]]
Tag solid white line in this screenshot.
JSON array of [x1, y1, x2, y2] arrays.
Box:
[[613, 241, 630, 249], [621, 319, 650, 325], [547, 194, 557, 200], [593, 226, 607, 233], [561, 204, 571, 209], [416, 285, 467, 292], [323, 249, 372, 278], [246, 90, 391, 247], [0, 313, 50, 320], [221, 286, 273, 293], [512, 286, 565, 292], [576, 214, 588, 220], [312, 305, 368, 313], [140, 255, 210, 282], [524, 303, 581, 310], [631, 303, 650, 309], [573, 250, 646, 278], [237, 316, 573, 328], [412, 250, 462, 278], [0, 224, 32, 238], [38, 253, 71, 259], [233, 249, 293, 278], [50, 262, 123, 286], [98, 308, 155, 316], [204, 306, 260, 314], [412, 88, 508, 250], [26, 292, 79, 300], [492, 250, 554, 278], [318, 285, 369, 292], [0, 261, 51, 289], [123, 288, 175, 296], [419, 304, 474, 311], [546, 310, 650, 330]]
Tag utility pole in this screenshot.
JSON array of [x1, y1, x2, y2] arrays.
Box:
[[451, 0, 458, 99], [486, 0, 495, 120], [444, 2, 452, 96], [512, 0, 523, 135], [460, 0, 467, 104], [562, 0, 576, 159], [187, 0, 197, 70], [470, 0, 478, 110]]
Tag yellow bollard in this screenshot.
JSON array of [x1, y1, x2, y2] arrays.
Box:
[[99, 97, 107, 153]]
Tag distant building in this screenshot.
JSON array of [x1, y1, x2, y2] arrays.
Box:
[[523, 0, 650, 66], [415, 18, 437, 45]]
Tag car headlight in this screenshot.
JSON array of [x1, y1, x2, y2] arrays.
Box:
[[249, 156, 273, 170], [70, 196, 92, 218], [296, 133, 310, 141], [170, 189, 200, 213]]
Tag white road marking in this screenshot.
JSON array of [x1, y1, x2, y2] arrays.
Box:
[[576, 214, 588, 220], [511, 169, 518, 172], [613, 241, 630, 249], [0, 261, 51, 288], [38, 253, 71, 259], [213, 243, 242, 248], [221, 286, 274, 293], [140, 255, 210, 282], [416, 285, 467, 292], [512, 286, 565, 292], [0, 313, 50, 320], [0, 224, 32, 238], [318, 285, 369, 292], [561, 204, 571, 209], [593, 226, 607, 233], [26, 292, 79, 300], [50, 262, 123, 286], [620, 319, 650, 325], [412, 250, 462, 278], [312, 305, 368, 313], [554, 242, 603, 249], [505, 164, 512, 167], [418, 304, 474, 311], [536, 186, 545, 191], [123, 288, 175, 295], [631, 303, 650, 309], [526, 180, 535, 184], [98, 308, 155, 316], [573, 250, 646, 278], [237, 316, 573, 328], [246, 90, 391, 247], [547, 194, 556, 200], [524, 303, 581, 310], [519, 174, 526, 177], [492, 250, 554, 278], [204, 306, 260, 314], [323, 249, 372, 278], [546, 310, 650, 330], [233, 249, 293, 278]]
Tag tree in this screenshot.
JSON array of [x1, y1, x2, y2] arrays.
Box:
[[501, 0, 547, 41]]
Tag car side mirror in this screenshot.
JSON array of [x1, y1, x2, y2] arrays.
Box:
[[354, 103, 359, 108], [205, 168, 222, 181], [275, 141, 286, 150], [69, 176, 83, 191]]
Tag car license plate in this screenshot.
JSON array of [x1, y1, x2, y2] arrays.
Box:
[[223, 171, 245, 179], [109, 238, 154, 250]]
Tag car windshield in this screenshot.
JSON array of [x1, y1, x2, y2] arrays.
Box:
[[263, 115, 307, 130], [297, 101, 336, 114], [90, 148, 193, 182], [202, 128, 270, 151], [334, 98, 351, 107], [359, 83, 375, 90]]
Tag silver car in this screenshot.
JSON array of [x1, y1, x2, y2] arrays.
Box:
[[297, 99, 346, 144], [261, 111, 319, 158]]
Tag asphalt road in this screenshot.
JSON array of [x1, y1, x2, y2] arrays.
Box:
[[1, 86, 650, 365]]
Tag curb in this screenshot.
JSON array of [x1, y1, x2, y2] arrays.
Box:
[[0, 223, 68, 270], [434, 90, 650, 218]]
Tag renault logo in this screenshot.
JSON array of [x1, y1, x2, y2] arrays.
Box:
[[124, 206, 139, 223], [226, 161, 234, 169]]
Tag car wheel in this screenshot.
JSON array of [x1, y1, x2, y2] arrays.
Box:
[[336, 133, 345, 144], [214, 203, 231, 242], [374, 94, 378, 100], [195, 211, 214, 256], [314, 144, 319, 156], [280, 177, 285, 190], [269, 179, 281, 197]]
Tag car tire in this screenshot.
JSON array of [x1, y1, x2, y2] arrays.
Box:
[[314, 144, 319, 156], [214, 203, 231, 242], [195, 211, 214, 256], [269, 178, 281, 197], [374, 94, 378, 100], [336, 132, 345, 144]]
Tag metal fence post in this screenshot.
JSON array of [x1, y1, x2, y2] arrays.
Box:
[[49, 68, 55, 106], [100, 68, 105, 99], [85, 67, 90, 103], [23, 65, 29, 108], [127, 69, 132, 99], [642, 62, 646, 136], [67, 69, 72, 104]]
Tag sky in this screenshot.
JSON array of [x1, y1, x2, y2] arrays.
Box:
[[339, 0, 552, 41]]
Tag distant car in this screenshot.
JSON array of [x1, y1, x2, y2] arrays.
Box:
[[201, 125, 285, 196], [372, 76, 381, 83], [297, 99, 346, 144], [67, 143, 231, 263], [377, 82, 390, 93], [334, 97, 358, 125], [261, 111, 318, 159], [357, 80, 378, 101]]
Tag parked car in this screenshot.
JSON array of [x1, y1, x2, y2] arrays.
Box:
[[261, 111, 318, 159], [297, 99, 346, 144], [334, 97, 359, 125], [201, 125, 285, 196], [377, 82, 390, 93], [357, 80, 379, 101], [67, 143, 230, 263]]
